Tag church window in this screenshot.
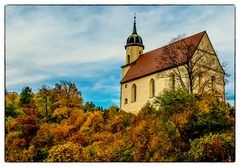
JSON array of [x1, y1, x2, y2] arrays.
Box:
[[127, 55, 130, 64], [125, 84, 127, 88], [131, 84, 137, 102], [170, 73, 175, 90], [149, 78, 155, 98], [124, 98, 128, 104]]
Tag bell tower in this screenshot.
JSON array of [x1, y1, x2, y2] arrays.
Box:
[[121, 14, 144, 79], [125, 14, 144, 65]]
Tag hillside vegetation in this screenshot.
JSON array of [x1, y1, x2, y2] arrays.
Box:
[[5, 81, 235, 162]]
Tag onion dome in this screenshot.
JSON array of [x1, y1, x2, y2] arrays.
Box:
[[125, 14, 144, 49]]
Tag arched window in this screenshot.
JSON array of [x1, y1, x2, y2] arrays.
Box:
[[127, 55, 130, 64], [149, 78, 155, 98], [170, 73, 175, 90], [131, 84, 137, 102]]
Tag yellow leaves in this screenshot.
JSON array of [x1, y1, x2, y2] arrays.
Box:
[[6, 118, 18, 133], [80, 111, 105, 133], [6, 131, 23, 144], [172, 110, 192, 127], [197, 100, 210, 113], [93, 131, 113, 143], [32, 123, 55, 147], [66, 109, 86, 130], [5, 92, 19, 106], [46, 142, 86, 162], [5, 85, 235, 162], [52, 106, 69, 122], [52, 106, 69, 117]]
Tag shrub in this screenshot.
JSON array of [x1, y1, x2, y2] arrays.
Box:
[[187, 132, 235, 162]]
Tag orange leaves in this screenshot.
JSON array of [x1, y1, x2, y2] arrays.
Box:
[[12, 138, 26, 148], [66, 109, 86, 130], [52, 124, 70, 142], [93, 131, 113, 143], [70, 132, 87, 145], [171, 110, 192, 128], [5, 86, 235, 162]]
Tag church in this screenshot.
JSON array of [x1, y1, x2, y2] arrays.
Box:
[[120, 16, 225, 113]]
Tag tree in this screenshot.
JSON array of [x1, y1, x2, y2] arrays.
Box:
[[83, 102, 96, 112], [19, 86, 33, 107], [54, 81, 83, 108], [46, 142, 87, 162], [156, 34, 225, 97], [187, 132, 234, 161], [5, 91, 20, 118], [35, 85, 52, 117]]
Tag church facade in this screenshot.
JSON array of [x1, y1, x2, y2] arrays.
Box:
[[120, 16, 225, 113]]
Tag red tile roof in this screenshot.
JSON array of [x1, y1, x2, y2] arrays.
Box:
[[121, 31, 206, 84]]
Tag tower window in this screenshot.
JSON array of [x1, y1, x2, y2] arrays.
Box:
[[135, 37, 139, 43], [127, 48, 130, 54], [127, 55, 130, 64], [149, 78, 155, 98], [125, 84, 127, 88], [124, 98, 128, 104], [129, 37, 134, 43], [131, 84, 137, 102]]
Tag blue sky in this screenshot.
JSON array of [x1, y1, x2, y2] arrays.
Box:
[[6, 5, 235, 108]]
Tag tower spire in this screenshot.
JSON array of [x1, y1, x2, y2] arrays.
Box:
[[132, 13, 137, 34]]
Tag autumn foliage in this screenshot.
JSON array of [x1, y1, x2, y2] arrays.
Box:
[[5, 82, 235, 162]]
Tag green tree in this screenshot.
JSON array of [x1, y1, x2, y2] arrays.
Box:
[[19, 86, 33, 107], [83, 102, 96, 112], [35, 85, 51, 117]]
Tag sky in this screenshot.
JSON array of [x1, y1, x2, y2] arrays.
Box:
[[5, 5, 235, 108]]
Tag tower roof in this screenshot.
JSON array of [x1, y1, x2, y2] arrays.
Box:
[[125, 14, 144, 49]]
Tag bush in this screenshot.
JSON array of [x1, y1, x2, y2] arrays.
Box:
[[154, 89, 196, 116], [187, 132, 235, 162], [46, 142, 86, 162]]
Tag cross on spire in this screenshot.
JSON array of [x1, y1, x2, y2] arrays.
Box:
[[132, 13, 137, 34]]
